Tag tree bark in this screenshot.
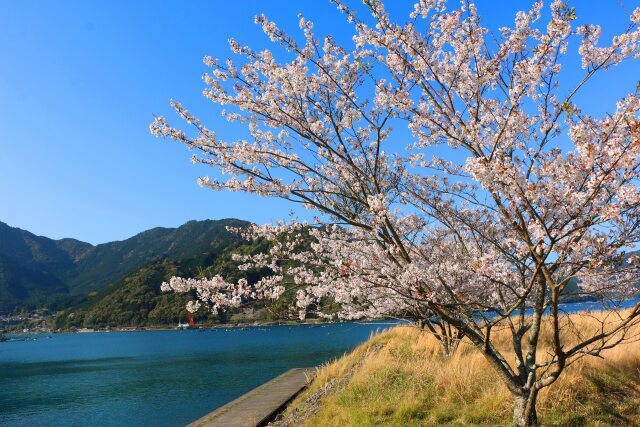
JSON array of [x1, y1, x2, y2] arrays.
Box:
[[512, 390, 538, 427], [419, 318, 463, 358]]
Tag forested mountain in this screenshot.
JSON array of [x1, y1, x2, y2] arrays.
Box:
[[0, 219, 251, 314], [55, 237, 279, 329], [0, 221, 81, 312]]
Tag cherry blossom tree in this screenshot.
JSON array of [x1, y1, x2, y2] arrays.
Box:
[[152, 1, 640, 425]]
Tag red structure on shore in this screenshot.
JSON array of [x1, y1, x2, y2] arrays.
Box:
[[187, 312, 195, 327]]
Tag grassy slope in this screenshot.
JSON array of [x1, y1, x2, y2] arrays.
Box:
[[277, 314, 640, 426]]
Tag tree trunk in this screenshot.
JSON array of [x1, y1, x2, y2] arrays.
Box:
[[418, 318, 463, 358], [512, 390, 538, 427], [439, 332, 462, 358]]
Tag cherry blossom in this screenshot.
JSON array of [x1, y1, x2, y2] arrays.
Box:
[[154, 2, 640, 425]]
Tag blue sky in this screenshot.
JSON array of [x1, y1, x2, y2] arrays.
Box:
[[0, 1, 638, 244]]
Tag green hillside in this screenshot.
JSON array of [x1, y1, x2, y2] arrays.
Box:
[[0, 221, 78, 312], [56, 259, 193, 328], [64, 218, 251, 294], [55, 235, 275, 328], [0, 219, 250, 313], [0, 252, 69, 312]]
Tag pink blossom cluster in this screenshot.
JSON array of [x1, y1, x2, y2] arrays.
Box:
[[152, 2, 640, 421], [153, 0, 640, 357]]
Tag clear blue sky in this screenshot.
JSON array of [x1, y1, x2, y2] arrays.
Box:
[[0, 1, 638, 244]]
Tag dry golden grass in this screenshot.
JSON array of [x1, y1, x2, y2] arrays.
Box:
[[279, 311, 640, 426]]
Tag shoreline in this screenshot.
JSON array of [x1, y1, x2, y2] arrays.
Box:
[[3, 319, 392, 336]]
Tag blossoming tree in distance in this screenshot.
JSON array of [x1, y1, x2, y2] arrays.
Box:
[[152, 1, 640, 425]]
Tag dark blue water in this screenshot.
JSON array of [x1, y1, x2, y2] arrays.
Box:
[[557, 298, 640, 313], [0, 323, 390, 427]]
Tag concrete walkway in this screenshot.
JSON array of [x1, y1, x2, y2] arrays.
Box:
[[188, 368, 315, 427]]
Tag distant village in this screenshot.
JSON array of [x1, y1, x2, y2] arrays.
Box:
[[0, 310, 54, 334]]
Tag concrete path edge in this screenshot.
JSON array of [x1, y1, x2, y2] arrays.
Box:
[[187, 368, 315, 427]]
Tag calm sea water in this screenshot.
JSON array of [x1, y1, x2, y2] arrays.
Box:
[[3, 299, 638, 427], [0, 323, 390, 427]]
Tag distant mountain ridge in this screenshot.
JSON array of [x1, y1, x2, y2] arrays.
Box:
[[0, 219, 250, 313]]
